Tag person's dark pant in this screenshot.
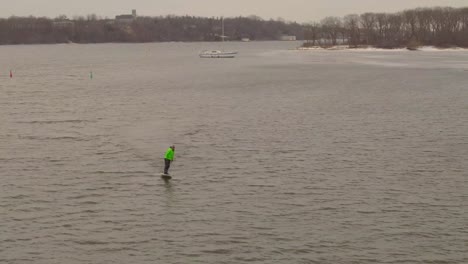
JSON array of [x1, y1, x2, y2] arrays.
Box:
[[164, 159, 171, 174]]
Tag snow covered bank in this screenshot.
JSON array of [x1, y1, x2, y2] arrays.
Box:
[[297, 45, 468, 52]]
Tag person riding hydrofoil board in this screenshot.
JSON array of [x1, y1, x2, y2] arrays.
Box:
[[163, 145, 175, 175]]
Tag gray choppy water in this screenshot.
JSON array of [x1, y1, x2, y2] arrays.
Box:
[[1, 42, 467, 264]]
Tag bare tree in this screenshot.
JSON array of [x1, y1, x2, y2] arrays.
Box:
[[344, 14, 360, 47], [360, 13, 377, 45], [321, 16, 342, 46], [304, 22, 320, 46]]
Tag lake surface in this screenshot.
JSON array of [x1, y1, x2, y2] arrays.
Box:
[[1, 42, 467, 264]]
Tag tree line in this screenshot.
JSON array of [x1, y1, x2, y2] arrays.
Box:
[[0, 6, 467, 48], [304, 7, 468, 48], [0, 15, 303, 44]]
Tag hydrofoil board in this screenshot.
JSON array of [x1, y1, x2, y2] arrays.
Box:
[[161, 174, 172, 180]]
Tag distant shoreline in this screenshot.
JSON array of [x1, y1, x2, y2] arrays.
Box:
[[0, 40, 299, 46]]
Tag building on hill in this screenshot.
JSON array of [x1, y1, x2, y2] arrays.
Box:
[[116, 9, 137, 24], [52, 20, 75, 29]]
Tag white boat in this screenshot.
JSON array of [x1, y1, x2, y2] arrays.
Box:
[[199, 50, 237, 58], [199, 17, 237, 58]]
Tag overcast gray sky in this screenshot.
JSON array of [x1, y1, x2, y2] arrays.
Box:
[[2, 0, 467, 22]]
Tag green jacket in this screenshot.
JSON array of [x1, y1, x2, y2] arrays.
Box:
[[164, 148, 175, 161]]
